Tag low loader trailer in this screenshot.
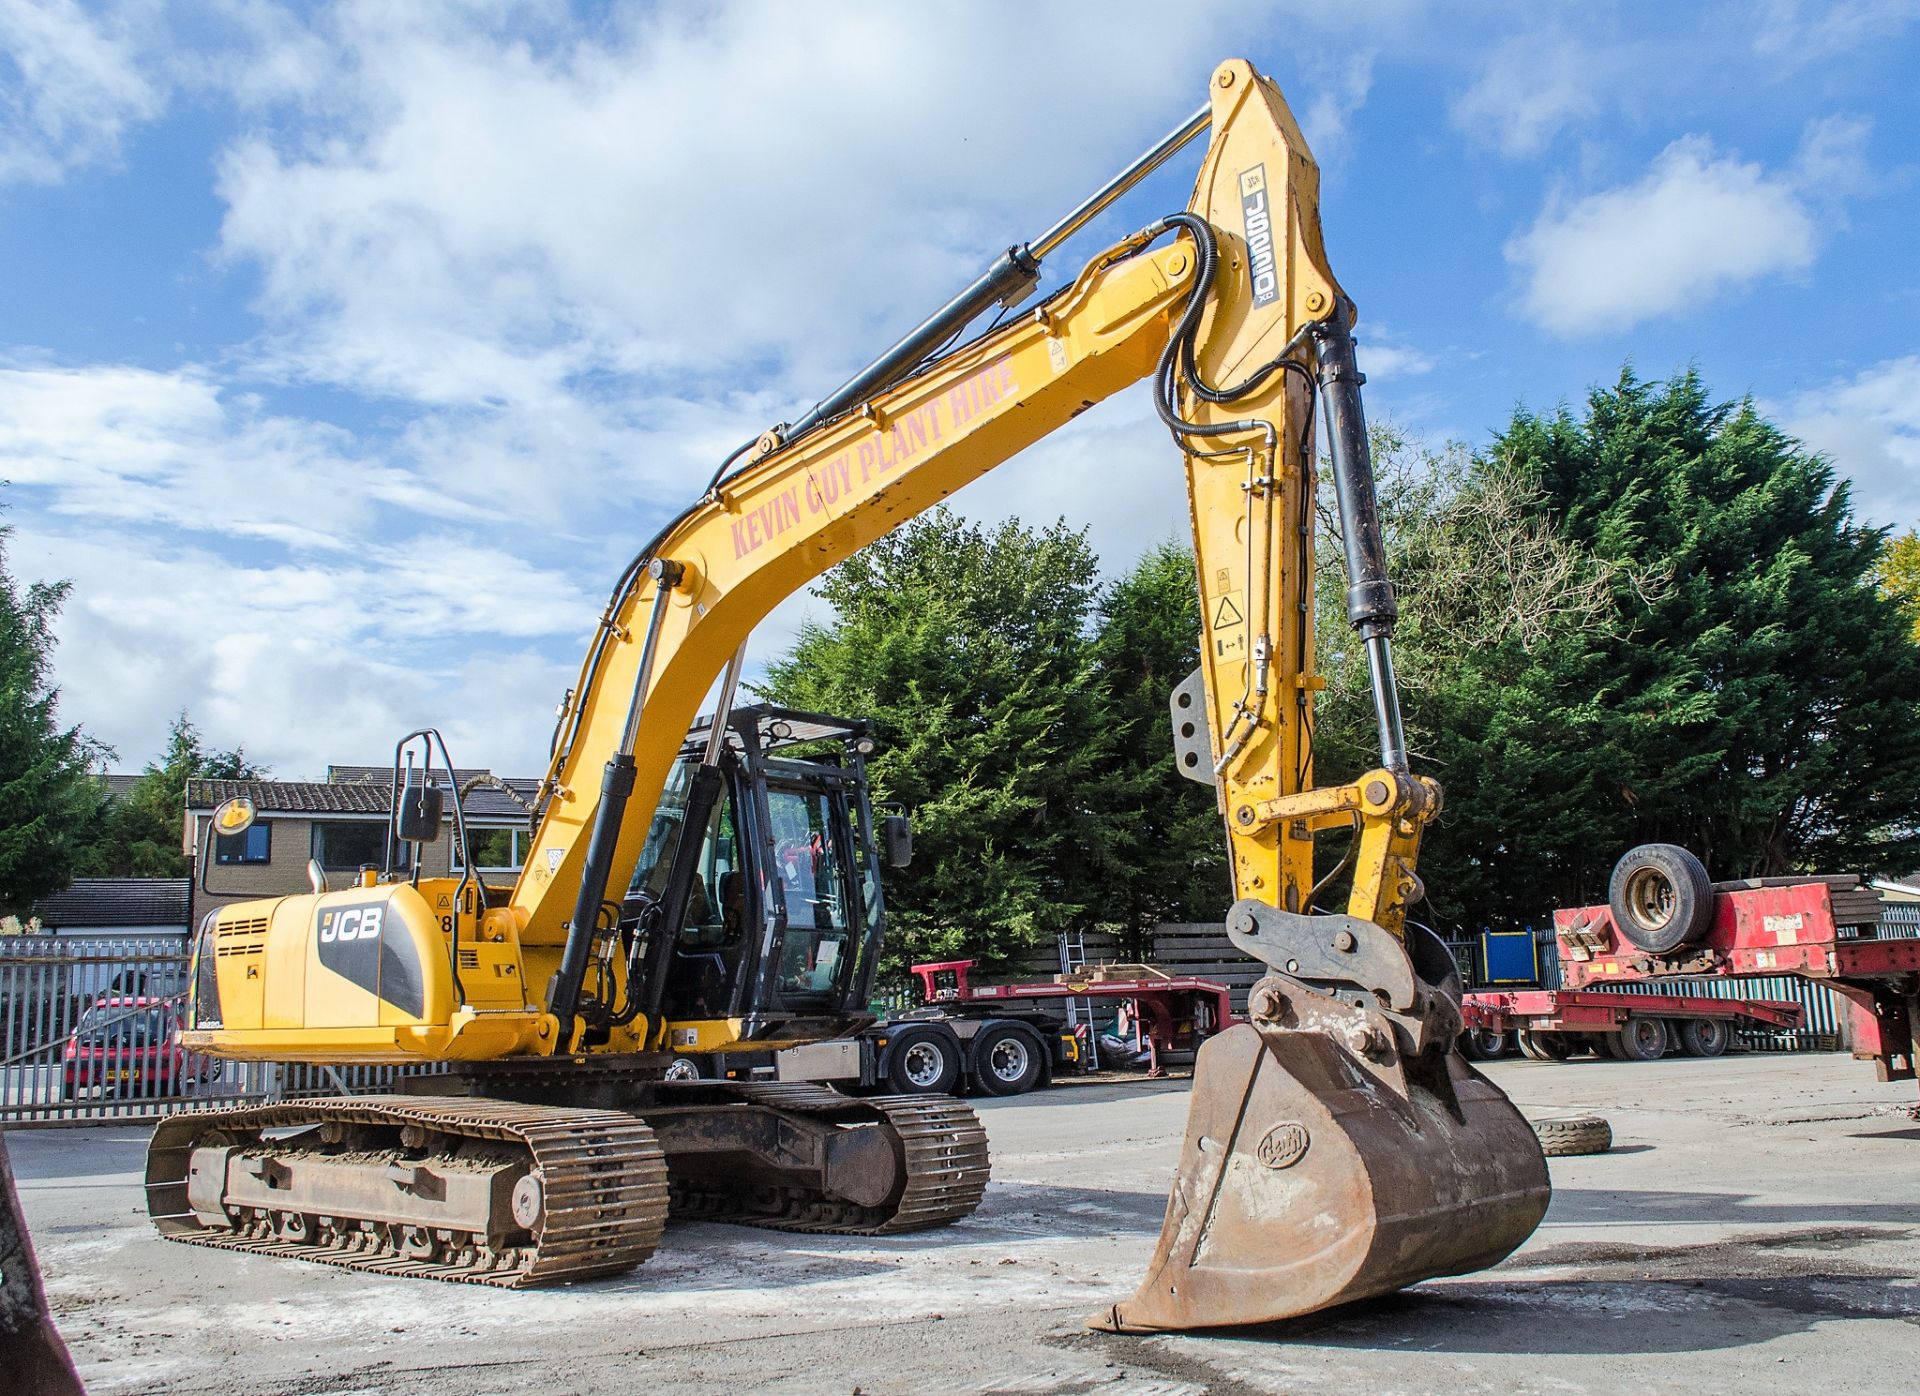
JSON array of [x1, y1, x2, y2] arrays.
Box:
[[700, 958, 1236, 1098], [1461, 987, 1801, 1062]]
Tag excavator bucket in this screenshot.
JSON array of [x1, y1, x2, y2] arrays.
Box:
[[1094, 1009, 1550, 1332]]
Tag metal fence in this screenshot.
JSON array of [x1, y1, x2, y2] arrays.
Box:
[[0, 934, 436, 1128], [1877, 903, 1920, 938]]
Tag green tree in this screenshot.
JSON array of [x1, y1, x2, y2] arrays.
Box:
[[1308, 428, 1645, 931], [1490, 367, 1920, 886], [1084, 541, 1229, 954], [75, 713, 266, 877], [1873, 528, 1920, 644], [759, 508, 1107, 972], [0, 523, 103, 914]]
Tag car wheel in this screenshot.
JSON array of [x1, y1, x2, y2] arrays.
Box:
[[970, 1025, 1044, 1097], [885, 1029, 960, 1095]]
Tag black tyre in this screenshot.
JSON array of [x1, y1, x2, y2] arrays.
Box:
[[1615, 1013, 1668, 1061], [969, 1024, 1044, 1097], [1516, 1029, 1574, 1061], [1600, 1031, 1628, 1059], [1459, 1027, 1507, 1061], [1679, 1017, 1730, 1058], [885, 1028, 961, 1095], [1531, 1113, 1613, 1157], [661, 1056, 707, 1082], [1608, 843, 1714, 954]]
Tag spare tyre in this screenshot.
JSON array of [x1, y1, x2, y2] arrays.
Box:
[[1608, 843, 1714, 954], [1530, 1113, 1613, 1157]]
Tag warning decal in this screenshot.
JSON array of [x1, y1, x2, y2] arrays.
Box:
[[1212, 593, 1244, 630]]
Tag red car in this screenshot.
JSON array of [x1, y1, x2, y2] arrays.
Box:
[[61, 996, 209, 1099]]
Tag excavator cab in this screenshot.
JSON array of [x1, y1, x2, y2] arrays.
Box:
[[628, 705, 892, 1045]]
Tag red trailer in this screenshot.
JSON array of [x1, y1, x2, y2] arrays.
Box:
[[1460, 986, 1802, 1062], [1551, 845, 1920, 1092], [907, 958, 1236, 1070]]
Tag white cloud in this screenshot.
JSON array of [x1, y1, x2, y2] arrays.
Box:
[[1792, 113, 1878, 197], [1299, 50, 1375, 162], [20, 523, 589, 778], [1771, 356, 1920, 530], [0, 0, 163, 184], [1452, 31, 1623, 159], [0, 362, 418, 548], [207, 2, 1333, 412], [1752, 0, 1920, 68], [1506, 135, 1819, 336]]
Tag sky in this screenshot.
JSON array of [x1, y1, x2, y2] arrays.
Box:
[[2, 0, 1917, 780]]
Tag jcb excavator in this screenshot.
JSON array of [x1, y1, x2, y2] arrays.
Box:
[[149, 58, 1549, 1331]]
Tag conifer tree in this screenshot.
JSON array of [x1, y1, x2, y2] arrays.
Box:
[[0, 523, 101, 914], [760, 508, 1107, 970]]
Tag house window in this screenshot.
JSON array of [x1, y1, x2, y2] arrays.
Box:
[[214, 821, 271, 865], [455, 827, 525, 873], [312, 821, 402, 872]]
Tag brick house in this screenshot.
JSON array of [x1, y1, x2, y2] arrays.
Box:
[[182, 767, 539, 922]]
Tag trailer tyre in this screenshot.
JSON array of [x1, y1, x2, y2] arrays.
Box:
[[970, 1024, 1044, 1097], [1459, 1027, 1507, 1061], [1615, 1013, 1668, 1061], [1679, 1017, 1730, 1058], [661, 1056, 708, 1082], [1609, 843, 1714, 954], [1531, 1113, 1613, 1157], [1516, 1029, 1573, 1061], [885, 1029, 961, 1095]]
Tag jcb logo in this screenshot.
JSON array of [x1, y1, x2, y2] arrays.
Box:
[[318, 905, 385, 943]]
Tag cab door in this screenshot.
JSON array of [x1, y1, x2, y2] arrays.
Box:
[[758, 779, 866, 1015]]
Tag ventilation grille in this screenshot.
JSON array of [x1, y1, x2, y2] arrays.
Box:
[[457, 949, 480, 969], [217, 915, 270, 957]]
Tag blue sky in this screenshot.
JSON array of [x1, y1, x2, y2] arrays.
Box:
[[3, 1, 1917, 779]]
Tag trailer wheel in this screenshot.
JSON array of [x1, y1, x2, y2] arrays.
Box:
[[1608, 844, 1714, 954], [1531, 1113, 1613, 1157], [970, 1024, 1044, 1097], [661, 1056, 707, 1082], [1615, 1014, 1668, 1061], [1459, 1028, 1507, 1061], [885, 1029, 961, 1095], [1516, 1029, 1573, 1061], [1679, 1017, 1730, 1057]]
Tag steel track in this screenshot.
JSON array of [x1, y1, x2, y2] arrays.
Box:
[[145, 1094, 668, 1287]]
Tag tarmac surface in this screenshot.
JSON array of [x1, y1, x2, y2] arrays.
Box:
[[9, 1051, 1919, 1395]]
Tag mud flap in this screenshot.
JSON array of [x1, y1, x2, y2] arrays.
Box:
[[1093, 1019, 1550, 1332]]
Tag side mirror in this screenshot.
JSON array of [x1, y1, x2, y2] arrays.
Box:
[[396, 783, 445, 844], [882, 813, 913, 869]]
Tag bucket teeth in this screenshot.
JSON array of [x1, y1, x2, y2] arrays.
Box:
[[1094, 1017, 1549, 1333]]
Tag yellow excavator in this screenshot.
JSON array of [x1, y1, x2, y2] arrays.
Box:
[[149, 58, 1549, 1332]]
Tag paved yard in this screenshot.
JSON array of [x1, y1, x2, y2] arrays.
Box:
[[9, 1051, 1918, 1394]]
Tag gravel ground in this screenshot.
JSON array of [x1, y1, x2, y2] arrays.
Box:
[[9, 1051, 1919, 1395]]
